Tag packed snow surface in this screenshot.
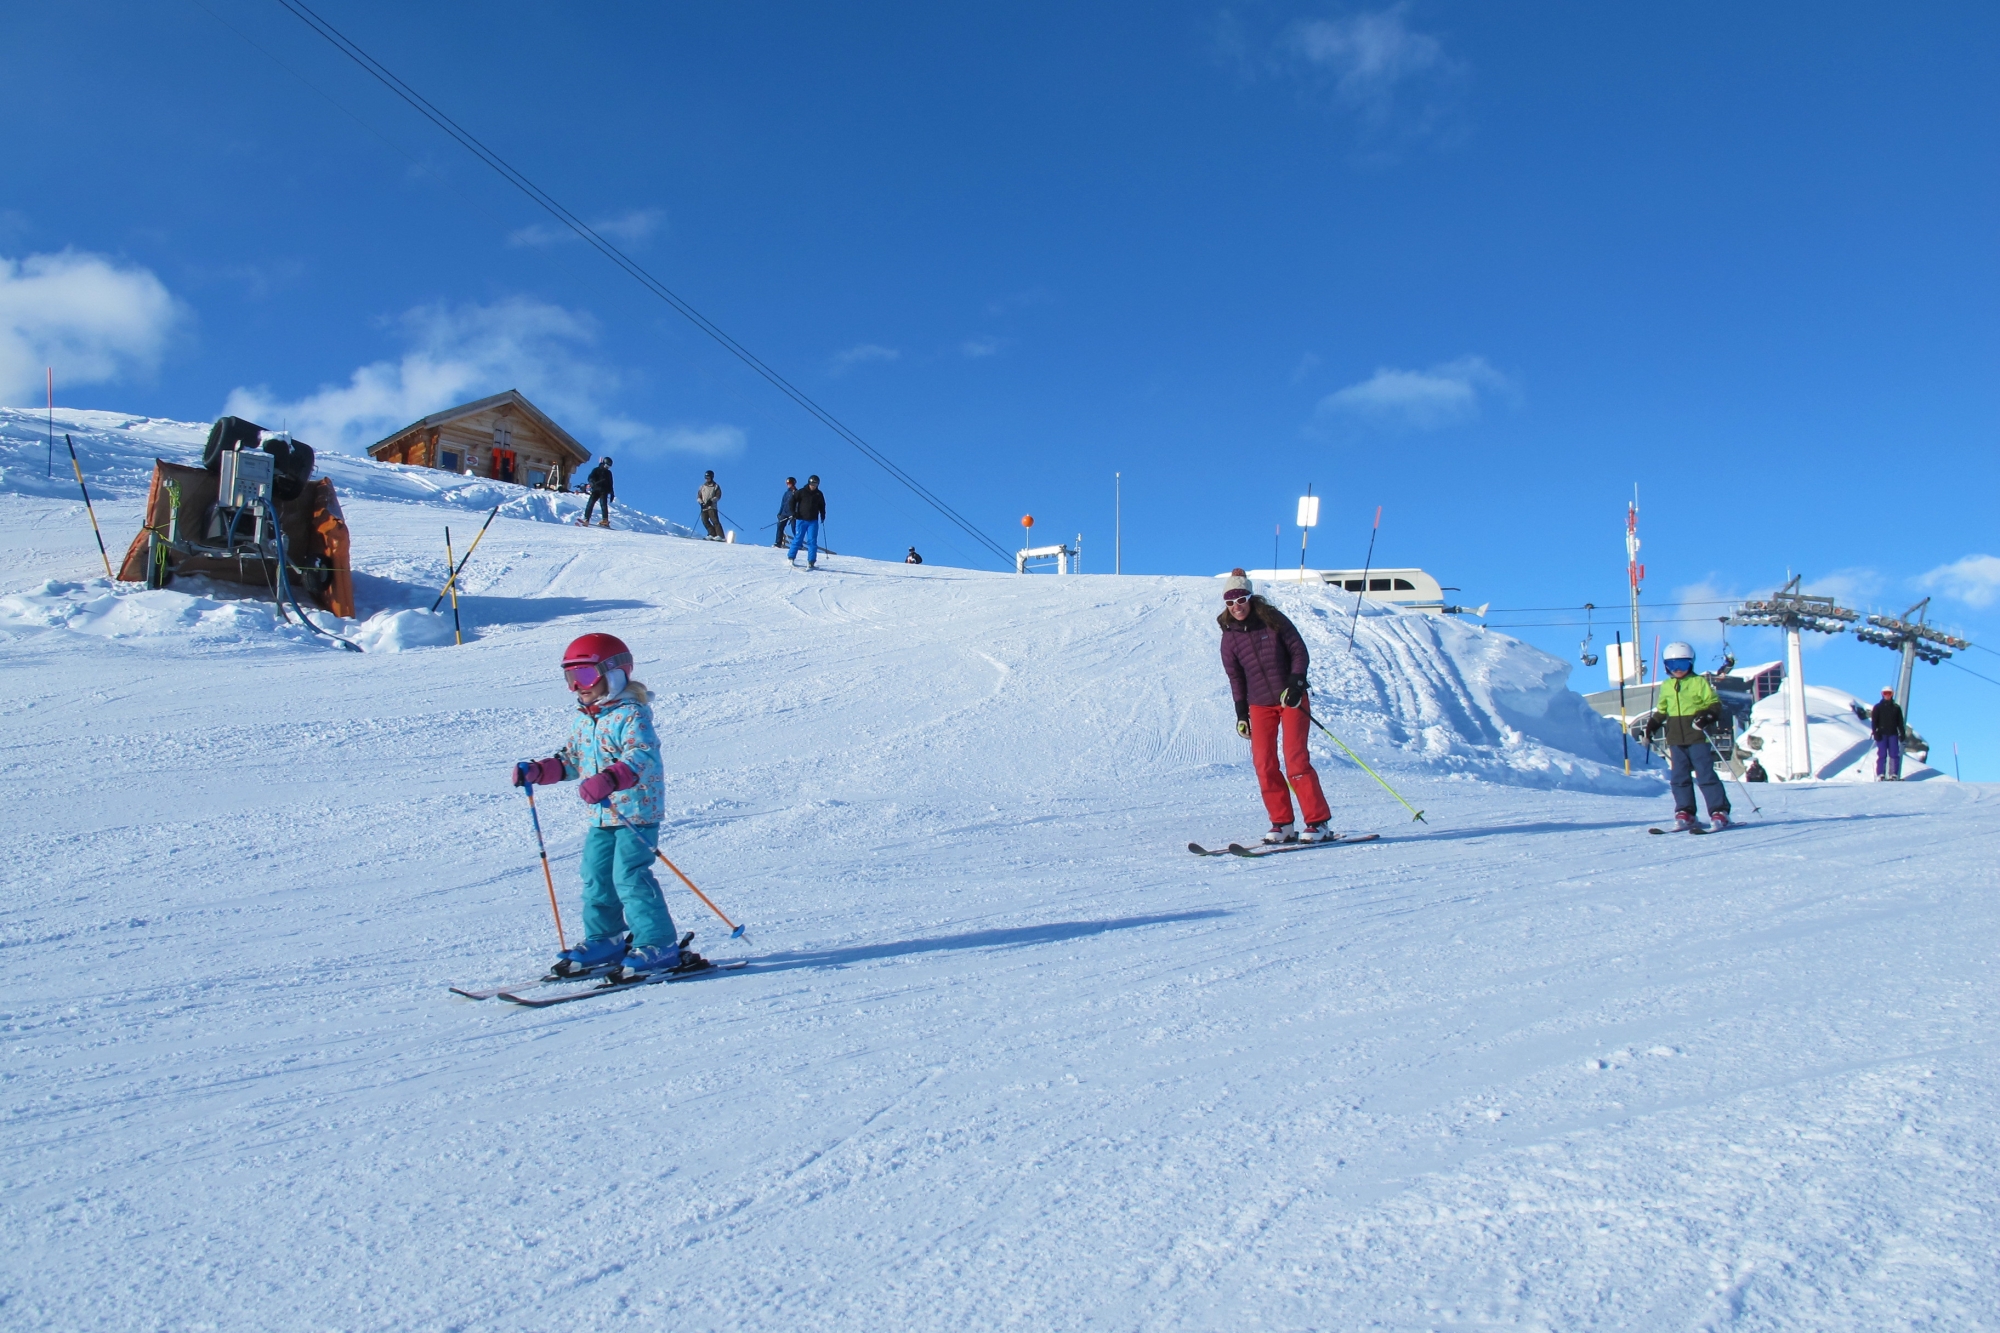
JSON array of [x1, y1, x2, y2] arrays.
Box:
[[2, 408, 1995, 1330]]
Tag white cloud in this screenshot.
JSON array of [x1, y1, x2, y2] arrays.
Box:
[[1283, 5, 1453, 126], [1290, 351, 1321, 384], [225, 296, 741, 460], [0, 249, 184, 404], [830, 343, 899, 374], [1316, 355, 1512, 429], [1919, 554, 2000, 609], [961, 336, 1002, 358], [508, 208, 664, 249]]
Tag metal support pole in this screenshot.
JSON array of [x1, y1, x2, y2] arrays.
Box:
[[1785, 624, 1810, 779]]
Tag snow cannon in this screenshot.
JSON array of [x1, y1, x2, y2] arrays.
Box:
[[118, 415, 354, 619]]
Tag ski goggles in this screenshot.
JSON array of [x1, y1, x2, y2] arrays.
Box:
[[564, 665, 607, 691], [1663, 658, 1695, 674], [1222, 586, 1251, 604]]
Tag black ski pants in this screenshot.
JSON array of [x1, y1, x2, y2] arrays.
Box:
[[585, 491, 612, 524], [1668, 741, 1729, 817]]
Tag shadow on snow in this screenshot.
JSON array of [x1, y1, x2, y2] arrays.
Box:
[[745, 909, 1229, 974]]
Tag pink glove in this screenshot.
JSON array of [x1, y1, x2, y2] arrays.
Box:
[[512, 757, 564, 787], [577, 761, 638, 806]]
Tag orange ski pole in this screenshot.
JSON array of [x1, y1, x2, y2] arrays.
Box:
[[519, 778, 567, 951], [607, 808, 744, 937]]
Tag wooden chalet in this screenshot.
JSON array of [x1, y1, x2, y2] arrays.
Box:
[[366, 390, 590, 489]]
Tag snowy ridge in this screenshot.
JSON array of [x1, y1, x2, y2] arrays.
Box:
[[0, 405, 697, 536], [1744, 681, 1938, 781]]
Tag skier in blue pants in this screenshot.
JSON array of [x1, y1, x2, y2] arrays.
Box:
[[788, 474, 826, 569], [511, 632, 693, 979]]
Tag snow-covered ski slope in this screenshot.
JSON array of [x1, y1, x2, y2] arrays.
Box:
[[3, 408, 1996, 1331]]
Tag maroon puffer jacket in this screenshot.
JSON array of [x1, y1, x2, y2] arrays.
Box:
[[1219, 599, 1309, 707]]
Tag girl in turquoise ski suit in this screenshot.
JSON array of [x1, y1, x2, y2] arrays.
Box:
[[512, 640, 677, 966]]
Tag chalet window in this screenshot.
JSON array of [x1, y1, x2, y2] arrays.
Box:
[[440, 449, 462, 472], [1343, 579, 1364, 591], [527, 468, 548, 487], [1393, 578, 1415, 591], [1369, 578, 1390, 591]]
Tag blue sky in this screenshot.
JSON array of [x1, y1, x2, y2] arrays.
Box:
[[5, 2, 1998, 770]]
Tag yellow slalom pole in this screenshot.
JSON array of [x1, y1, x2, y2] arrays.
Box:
[[1303, 707, 1427, 823], [432, 504, 499, 612], [444, 528, 463, 645], [65, 435, 115, 581]]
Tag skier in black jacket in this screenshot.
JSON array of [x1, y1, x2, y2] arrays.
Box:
[[1871, 687, 1906, 780], [583, 459, 614, 528], [787, 475, 826, 569], [774, 477, 797, 548]]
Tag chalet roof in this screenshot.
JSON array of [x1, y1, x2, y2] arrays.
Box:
[[367, 389, 590, 464]]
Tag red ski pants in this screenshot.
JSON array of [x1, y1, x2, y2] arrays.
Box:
[[1249, 703, 1331, 827]]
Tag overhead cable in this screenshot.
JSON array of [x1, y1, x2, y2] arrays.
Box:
[[271, 0, 1014, 566]]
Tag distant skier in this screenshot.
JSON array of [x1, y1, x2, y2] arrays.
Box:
[[1641, 642, 1732, 831], [1743, 756, 1768, 782], [788, 474, 826, 569], [1218, 570, 1333, 843], [905, 547, 923, 564], [583, 458, 615, 528], [1871, 687, 1905, 780], [509, 633, 700, 980], [774, 476, 797, 548], [698, 470, 724, 540]]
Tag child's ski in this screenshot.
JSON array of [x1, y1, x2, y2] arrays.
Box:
[[1647, 826, 1709, 836], [450, 962, 622, 1001], [496, 959, 748, 1007]]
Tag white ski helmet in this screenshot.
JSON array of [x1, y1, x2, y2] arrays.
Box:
[[1662, 642, 1695, 664]]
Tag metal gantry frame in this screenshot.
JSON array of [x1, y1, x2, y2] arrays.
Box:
[[1725, 576, 1859, 779], [1852, 597, 1969, 726]]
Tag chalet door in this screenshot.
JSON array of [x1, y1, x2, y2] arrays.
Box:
[[491, 448, 516, 483]]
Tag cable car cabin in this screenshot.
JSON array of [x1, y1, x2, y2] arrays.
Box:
[[1225, 568, 1448, 611], [116, 416, 354, 619], [364, 389, 590, 491]]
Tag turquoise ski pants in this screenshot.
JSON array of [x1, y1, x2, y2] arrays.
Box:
[[579, 823, 677, 948]]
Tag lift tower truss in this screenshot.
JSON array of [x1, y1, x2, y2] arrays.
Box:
[[1725, 577, 1858, 780], [1852, 597, 1967, 725]]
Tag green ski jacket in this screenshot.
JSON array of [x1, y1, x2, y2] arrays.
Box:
[[1652, 674, 1722, 747]]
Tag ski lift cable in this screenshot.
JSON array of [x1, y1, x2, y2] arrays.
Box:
[[1943, 659, 2000, 690], [269, 0, 1015, 567]]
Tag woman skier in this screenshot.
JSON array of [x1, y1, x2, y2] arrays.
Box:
[[1641, 641, 1732, 831], [510, 633, 703, 980], [1218, 570, 1334, 843]]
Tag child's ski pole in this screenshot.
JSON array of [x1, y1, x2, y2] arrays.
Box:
[[605, 807, 745, 938], [65, 435, 116, 581], [517, 775, 568, 951], [1302, 706, 1427, 823], [432, 504, 499, 611]]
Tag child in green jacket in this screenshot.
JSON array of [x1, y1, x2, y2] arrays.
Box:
[[1642, 641, 1732, 831]]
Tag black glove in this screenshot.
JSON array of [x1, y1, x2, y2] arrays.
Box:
[[1280, 674, 1308, 709], [1235, 699, 1250, 739]]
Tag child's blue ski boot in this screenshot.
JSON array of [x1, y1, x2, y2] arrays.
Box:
[[549, 935, 628, 978]]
